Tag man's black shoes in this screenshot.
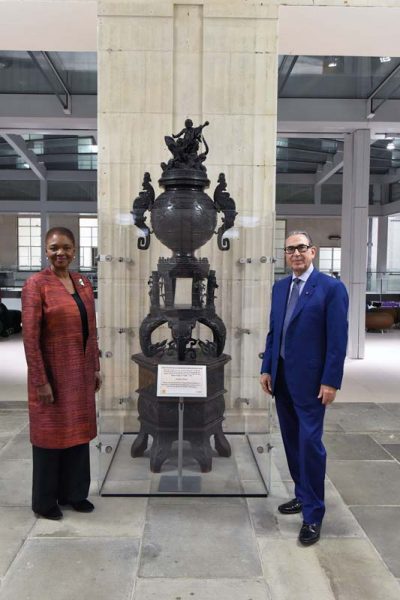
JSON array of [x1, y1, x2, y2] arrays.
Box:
[[278, 498, 303, 515], [298, 522, 321, 546]]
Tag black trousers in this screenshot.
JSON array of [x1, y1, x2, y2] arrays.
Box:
[[32, 443, 91, 514]]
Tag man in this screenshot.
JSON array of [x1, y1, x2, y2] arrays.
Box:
[[260, 231, 348, 546]]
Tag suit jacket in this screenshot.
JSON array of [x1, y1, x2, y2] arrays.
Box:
[[261, 269, 348, 402], [22, 268, 100, 449]]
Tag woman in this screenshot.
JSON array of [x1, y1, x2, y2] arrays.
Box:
[[22, 227, 101, 520]]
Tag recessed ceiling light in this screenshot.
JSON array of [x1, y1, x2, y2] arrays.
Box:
[[386, 140, 395, 150], [327, 57, 337, 68], [380, 57, 391, 63]]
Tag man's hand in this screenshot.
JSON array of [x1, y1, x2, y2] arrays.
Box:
[[95, 372, 102, 393], [37, 383, 54, 405], [260, 373, 272, 395], [318, 384, 337, 405]]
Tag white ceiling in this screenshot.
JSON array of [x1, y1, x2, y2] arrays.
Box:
[[1, 1, 400, 57]]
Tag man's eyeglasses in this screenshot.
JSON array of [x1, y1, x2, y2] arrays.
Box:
[[284, 244, 312, 255]]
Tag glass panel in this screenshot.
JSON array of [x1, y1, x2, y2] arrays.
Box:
[[96, 209, 272, 496], [80, 217, 97, 227], [18, 236, 31, 246], [276, 184, 314, 204], [387, 215, 400, 270], [279, 55, 400, 99], [47, 52, 97, 94], [80, 227, 92, 238]]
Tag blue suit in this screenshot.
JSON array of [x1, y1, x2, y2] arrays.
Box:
[[261, 268, 348, 524]]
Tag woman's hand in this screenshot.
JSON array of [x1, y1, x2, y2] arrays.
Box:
[[95, 372, 102, 393], [37, 383, 54, 405]]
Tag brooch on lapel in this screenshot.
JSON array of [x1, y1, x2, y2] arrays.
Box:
[[78, 278, 85, 287]]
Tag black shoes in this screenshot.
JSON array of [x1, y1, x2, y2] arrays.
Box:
[[70, 499, 95, 513], [278, 498, 303, 515], [35, 505, 63, 520], [59, 499, 95, 512], [298, 522, 321, 546]]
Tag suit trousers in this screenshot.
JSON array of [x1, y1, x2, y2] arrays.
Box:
[[32, 443, 91, 514], [275, 359, 326, 524]]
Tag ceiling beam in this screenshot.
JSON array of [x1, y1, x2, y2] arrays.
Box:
[[382, 168, 400, 185], [382, 199, 400, 216], [2, 133, 47, 180], [0, 170, 96, 181], [0, 200, 96, 213], [315, 151, 344, 187]]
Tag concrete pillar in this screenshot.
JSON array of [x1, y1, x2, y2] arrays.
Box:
[[97, 0, 279, 432], [341, 130, 370, 359], [376, 216, 388, 274]]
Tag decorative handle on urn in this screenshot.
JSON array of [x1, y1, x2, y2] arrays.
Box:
[[131, 172, 155, 250], [213, 173, 238, 251]]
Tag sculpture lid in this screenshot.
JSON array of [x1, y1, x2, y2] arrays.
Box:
[[158, 167, 210, 189]]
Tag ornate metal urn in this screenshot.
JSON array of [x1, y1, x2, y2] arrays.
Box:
[[130, 120, 237, 472], [132, 119, 237, 360]]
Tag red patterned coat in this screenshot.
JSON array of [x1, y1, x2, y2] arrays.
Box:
[[22, 268, 100, 449]]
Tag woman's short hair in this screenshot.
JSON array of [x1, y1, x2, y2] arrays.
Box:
[[45, 227, 75, 246]]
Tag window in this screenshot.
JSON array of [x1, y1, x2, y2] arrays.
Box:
[[18, 217, 41, 271], [274, 220, 286, 272], [319, 247, 341, 275], [79, 217, 98, 269]]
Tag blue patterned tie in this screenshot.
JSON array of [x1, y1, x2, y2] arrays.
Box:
[[280, 278, 301, 359]]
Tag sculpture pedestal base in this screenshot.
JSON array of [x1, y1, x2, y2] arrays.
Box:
[[131, 353, 231, 473]]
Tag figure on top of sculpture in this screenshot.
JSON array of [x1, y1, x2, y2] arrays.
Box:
[[161, 119, 210, 172]]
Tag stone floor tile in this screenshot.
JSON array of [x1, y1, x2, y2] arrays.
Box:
[[327, 460, 400, 505], [325, 403, 400, 432], [322, 480, 365, 538], [0, 414, 28, 436], [371, 432, 400, 444], [0, 459, 31, 480], [0, 433, 31, 460], [323, 433, 392, 460], [30, 496, 148, 538], [350, 506, 400, 578], [139, 500, 262, 578], [0, 538, 139, 600], [316, 539, 400, 600], [258, 538, 335, 600], [134, 578, 271, 600], [382, 444, 400, 461], [246, 485, 292, 538], [271, 447, 291, 481], [241, 480, 269, 495], [0, 479, 31, 507], [0, 507, 35, 577], [378, 403, 400, 419]]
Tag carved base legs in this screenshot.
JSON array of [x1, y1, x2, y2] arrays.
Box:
[[214, 428, 232, 457], [130, 422, 231, 473], [130, 431, 149, 457]]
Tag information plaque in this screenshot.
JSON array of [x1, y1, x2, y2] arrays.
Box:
[[157, 364, 207, 398]]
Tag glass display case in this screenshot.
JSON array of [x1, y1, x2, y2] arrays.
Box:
[[95, 121, 274, 497]]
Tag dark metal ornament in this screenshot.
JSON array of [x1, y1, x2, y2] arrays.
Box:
[[131, 119, 237, 361]]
